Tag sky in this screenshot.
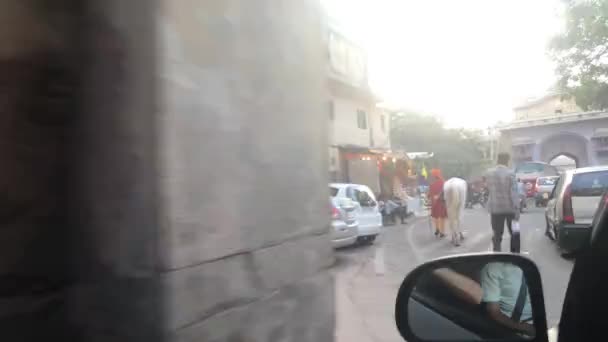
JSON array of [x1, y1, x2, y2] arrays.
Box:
[[322, 0, 565, 128]]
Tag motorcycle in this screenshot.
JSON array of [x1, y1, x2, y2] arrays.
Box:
[[466, 189, 488, 208]]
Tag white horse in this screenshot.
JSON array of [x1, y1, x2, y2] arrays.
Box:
[[443, 177, 468, 246]]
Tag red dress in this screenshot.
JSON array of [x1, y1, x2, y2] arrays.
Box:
[[429, 179, 447, 218]]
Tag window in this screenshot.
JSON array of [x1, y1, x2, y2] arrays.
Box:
[[380, 115, 386, 132], [328, 101, 334, 121], [538, 177, 558, 186], [357, 110, 367, 129], [571, 171, 608, 196], [329, 186, 339, 197], [350, 187, 375, 207]]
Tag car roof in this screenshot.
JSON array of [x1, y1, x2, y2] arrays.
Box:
[[567, 165, 608, 175]]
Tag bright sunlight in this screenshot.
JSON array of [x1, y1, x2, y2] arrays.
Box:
[[322, 0, 565, 128]]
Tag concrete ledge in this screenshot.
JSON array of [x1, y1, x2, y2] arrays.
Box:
[[162, 234, 333, 330], [170, 271, 334, 342]]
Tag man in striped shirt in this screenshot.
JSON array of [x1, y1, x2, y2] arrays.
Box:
[[485, 153, 520, 252]]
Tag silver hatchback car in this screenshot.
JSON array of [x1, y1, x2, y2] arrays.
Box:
[[545, 166, 608, 252], [330, 196, 358, 248]]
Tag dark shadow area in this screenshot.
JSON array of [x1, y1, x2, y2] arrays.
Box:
[[0, 1, 162, 341]]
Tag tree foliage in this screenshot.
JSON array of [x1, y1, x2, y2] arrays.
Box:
[[390, 112, 486, 180], [550, 0, 608, 110]]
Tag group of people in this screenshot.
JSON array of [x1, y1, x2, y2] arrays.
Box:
[[427, 169, 467, 246], [427, 152, 522, 252], [425, 152, 532, 337]]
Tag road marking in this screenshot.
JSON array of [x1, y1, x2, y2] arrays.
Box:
[[462, 229, 489, 248], [374, 246, 385, 275], [406, 219, 425, 264]]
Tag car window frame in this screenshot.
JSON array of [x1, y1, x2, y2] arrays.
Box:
[[549, 176, 561, 199], [570, 170, 608, 196], [356, 186, 376, 207], [553, 175, 566, 199]]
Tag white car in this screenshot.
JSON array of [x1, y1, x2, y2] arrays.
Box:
[[330, 183, 382, 244]]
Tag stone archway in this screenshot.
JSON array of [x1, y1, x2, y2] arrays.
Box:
[[539, 133, 589, 167], [549, 153, 578, 172]]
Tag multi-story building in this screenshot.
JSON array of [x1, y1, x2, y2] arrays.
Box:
[[513, 92, 581, 120], [325, 26, 396, 194]]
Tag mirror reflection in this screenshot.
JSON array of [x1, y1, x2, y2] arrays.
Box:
[[406, 260, 535, 341]]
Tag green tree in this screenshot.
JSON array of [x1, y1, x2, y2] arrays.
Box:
[[550, 0, 608, 110], [391, 111, 485, 179]]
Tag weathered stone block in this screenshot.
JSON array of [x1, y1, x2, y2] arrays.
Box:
[[157, 0, 328, 270], [162, 253, 262, 331], [170, 271, 334, 342], [252, 234, 334, 291], [162, 233, 333, 330]]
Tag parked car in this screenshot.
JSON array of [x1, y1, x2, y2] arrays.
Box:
[[329, 197, 358, 248], [545, 166, 608, 252], [515, 161, 559, 198], [330, 183, 382, 243], [535, 175, 559, 207]]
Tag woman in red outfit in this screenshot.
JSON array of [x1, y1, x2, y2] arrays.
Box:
[[428, 169, 447, 237]]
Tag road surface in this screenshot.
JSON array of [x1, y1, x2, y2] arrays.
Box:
[[334, 206, 574, 342]]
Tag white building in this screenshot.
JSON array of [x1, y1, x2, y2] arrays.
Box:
[[325, 25, 392, 194]]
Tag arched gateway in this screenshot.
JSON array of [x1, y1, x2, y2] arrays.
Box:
[[498, 112, 608, 167]]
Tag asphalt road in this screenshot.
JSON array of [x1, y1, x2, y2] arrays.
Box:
[[334, 205, 574, 342]]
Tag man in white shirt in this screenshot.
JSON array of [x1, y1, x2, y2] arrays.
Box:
[[480, 261, 535, 336]]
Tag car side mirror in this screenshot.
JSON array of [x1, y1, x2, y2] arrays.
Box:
[[395, 253, 549, 342]]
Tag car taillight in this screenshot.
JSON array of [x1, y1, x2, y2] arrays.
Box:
[[563, 184, 575, 224], [331, 206, 341, 220]]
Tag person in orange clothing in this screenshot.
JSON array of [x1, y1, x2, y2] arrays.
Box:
[[428, 168, 448, 237]]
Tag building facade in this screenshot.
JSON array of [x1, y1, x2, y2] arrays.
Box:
[[496, 92, 608, 168], [513, 93, 581, 121], [326, 26, 393, 194]]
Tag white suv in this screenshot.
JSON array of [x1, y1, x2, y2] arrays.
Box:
[[330, 183, 382, 244]]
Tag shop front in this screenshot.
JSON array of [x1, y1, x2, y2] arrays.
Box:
[[336, 146, 410, 198]]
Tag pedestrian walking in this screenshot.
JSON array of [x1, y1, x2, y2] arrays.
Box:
[[485, 153, 520, 252], [428, 169, 447, 238]]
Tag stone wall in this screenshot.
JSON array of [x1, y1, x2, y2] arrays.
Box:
[[157, 1, 333, 340], [0, 0, 333, 341], [78, 0, 333, 341]]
